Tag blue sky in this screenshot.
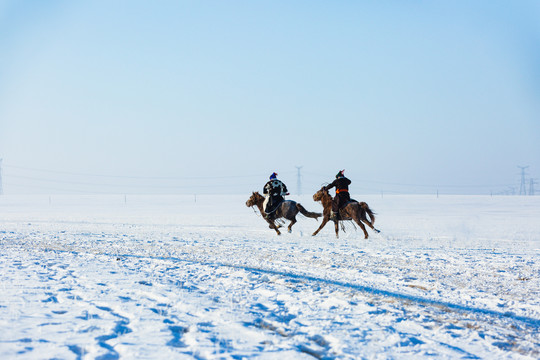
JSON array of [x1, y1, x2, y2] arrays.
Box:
[[1, 1, 539, 195]]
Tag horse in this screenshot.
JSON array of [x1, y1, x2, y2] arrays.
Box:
[[246, 192, 322, 235], [311, 187, 380, 239]]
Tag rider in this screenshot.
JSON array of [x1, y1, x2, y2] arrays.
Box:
[[263, 172, 289, 215], [324, 170, 351, 221]]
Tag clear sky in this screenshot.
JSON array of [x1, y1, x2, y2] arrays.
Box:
[[1, 1, 539, 195]]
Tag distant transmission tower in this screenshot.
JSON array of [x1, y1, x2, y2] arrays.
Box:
[[530, 178, 537, 196], [295, 166, 303, 196], [0, 158, 3, 195], [518, 166, 529, 195]]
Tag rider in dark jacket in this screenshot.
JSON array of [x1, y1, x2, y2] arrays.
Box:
[[263, 172, 289, 215], [324, 170, 351, 220]]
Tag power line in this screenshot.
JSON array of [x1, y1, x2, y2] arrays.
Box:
[[3, 162, 528, 195], [4, 164, 285, 180], [6, 164, 513, 189], [302, 170, 511, 189], [2, 162, 310, 194], [5, 174, 260, 190]]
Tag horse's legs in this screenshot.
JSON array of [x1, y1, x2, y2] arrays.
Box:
[[363, 219, 380, 233], [334, 220, 340, 238], [288, 217, 297, 233], [354, 213, 369, 239], [265, 218, 281, 235], [359, 213, 380, 234], [312, 216, 330, 236]]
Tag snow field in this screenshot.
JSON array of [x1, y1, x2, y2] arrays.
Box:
[[1, 194, 539, 359]]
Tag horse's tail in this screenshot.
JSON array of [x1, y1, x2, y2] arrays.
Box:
[[359, 202, 376, 225], [296, 203, 322, 219]]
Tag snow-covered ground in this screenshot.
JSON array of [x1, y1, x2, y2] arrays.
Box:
[[1, 194, 539, 359]]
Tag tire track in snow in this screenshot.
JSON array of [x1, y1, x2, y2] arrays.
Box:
[[41, 247, 540, 330]]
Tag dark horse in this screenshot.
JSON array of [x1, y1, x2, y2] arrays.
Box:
[[312, 187, 380, 239], [246, 192, 321, 235]]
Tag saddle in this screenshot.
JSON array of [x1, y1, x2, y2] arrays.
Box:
[[263, 196, 284, 215], [333, 199, 358, 221]]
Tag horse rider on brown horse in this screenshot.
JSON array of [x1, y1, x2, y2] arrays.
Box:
[[263, 172, 289, 217], [324, 170, 351, 221]]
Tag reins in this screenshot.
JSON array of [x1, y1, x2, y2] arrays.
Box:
[[251, 205, 262, 217], [248, 193, 276, 218], [262, 199, 283, 215], [249, 193, 283, 217]]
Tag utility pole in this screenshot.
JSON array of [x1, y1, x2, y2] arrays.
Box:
[[295, 166, 303, 196], [518, 166, 529, 195], [0, 158, 3, 195]]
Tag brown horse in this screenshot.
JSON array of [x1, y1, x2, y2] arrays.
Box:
[[246, 192, 322, 235], [312, 187, 380, 239]]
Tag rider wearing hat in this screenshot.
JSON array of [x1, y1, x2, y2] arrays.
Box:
[[324, 170, 351, 220], [263, 172, 289, 216]]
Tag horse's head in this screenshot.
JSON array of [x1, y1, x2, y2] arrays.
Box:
[[246, 192, 263, 207], [313, 187, 328, 202]]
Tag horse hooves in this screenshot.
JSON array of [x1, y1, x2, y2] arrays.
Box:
[[288, 229, 292, 233], [375, 229, 381, 233]]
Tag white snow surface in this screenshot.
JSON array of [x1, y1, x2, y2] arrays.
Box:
[[1, 194, 539, 359]]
